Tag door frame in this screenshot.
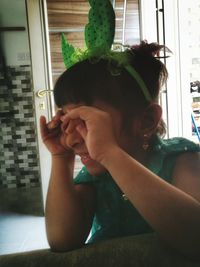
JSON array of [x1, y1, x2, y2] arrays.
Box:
[[26, 0, 53, 208], [140, 0, 192, 139]]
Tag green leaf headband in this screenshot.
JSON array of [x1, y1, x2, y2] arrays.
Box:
[[61, 0, 152, 102]]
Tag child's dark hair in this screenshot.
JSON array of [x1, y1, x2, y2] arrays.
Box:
[[54, 41, 169, 136]]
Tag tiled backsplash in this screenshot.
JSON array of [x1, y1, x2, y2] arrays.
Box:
[[0, 65, 41, 189]]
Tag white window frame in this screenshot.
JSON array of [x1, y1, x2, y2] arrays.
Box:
[[139, 0, 192, 139], [26, 0, 54, 208]]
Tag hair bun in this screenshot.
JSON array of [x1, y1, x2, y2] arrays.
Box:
[[130, 40, 172, 58]]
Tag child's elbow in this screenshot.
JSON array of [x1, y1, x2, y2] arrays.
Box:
[[48, 235, 85, 252]]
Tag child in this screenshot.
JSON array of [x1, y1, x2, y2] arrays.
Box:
[[40, 41, 200, 259]]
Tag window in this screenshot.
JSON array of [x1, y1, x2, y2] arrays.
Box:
[[140, 0, 200, 143]]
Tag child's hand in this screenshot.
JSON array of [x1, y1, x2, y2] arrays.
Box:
[[61, 106, 118, 163], [40, 110, 73, 156]]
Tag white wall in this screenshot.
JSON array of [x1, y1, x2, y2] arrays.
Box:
[[0, 0, 30, 66]]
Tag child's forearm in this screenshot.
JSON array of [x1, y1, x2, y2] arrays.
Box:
[[101, 146, 200, 258], [45, 154, 90, 251]]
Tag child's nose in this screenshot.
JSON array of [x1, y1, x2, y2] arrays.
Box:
[[66, 130, 83, 149], [63, 119, 84, 149]]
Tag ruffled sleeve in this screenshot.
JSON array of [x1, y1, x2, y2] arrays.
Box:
[[146, 136, 200, 181]]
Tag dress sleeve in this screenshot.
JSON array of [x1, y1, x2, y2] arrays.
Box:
[[146, 136, 200, 177]]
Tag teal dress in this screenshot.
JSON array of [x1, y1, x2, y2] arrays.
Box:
[[74, 136, 200, 243]]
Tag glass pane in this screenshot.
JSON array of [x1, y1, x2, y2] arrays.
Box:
[[187, 2, 200, 142]]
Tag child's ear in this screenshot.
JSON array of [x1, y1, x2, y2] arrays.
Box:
[[139, 103, 162, 135]]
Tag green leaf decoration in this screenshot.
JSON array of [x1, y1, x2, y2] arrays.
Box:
[[61, 33, 76, 69], [85, 0, 115, 51], [60, 1, 151, 102]]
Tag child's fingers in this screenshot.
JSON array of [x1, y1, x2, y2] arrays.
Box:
[[65, 120, 76, 134], [47, 112, 63, 130], [61, 117, 70, 133], [40, 116, 49, 139], [40, 115, 61, 138], [61, 115, 86, 135], [63, 106, 95, 122], [76, 121, 87, 140], [47, 119, 60, 130], [54, 109, 63, 120]]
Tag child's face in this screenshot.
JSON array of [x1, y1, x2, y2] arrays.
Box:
[[61, 101, 137, 176]]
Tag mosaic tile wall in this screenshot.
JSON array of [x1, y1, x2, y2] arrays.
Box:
[[0, 65, 41, 189]]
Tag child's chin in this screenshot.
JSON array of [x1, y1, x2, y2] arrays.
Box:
[[86, 164, 107, 176]]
